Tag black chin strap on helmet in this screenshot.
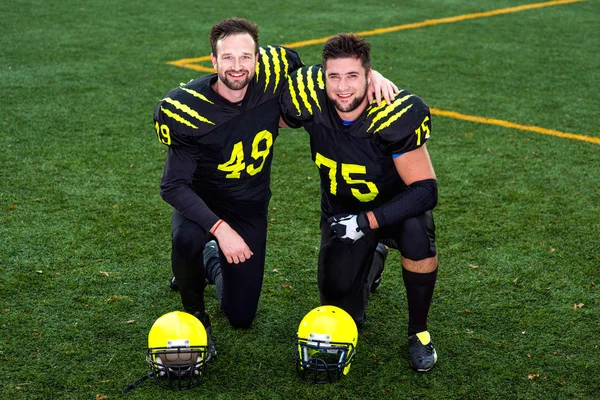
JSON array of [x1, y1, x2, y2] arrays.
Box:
[[122, 372, 154, 394]]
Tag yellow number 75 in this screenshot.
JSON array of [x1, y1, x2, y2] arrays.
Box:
[[315, 152, 379, 202]]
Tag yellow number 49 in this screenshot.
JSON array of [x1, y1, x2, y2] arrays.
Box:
[[218, 130, 274, 178]]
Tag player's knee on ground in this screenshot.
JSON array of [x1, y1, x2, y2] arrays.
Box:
[[225, 311, 256, 329]]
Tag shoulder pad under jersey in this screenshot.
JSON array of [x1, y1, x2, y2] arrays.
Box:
[[366, 91, 432, 154], [282, 65, 327, 120], [254, 46, 304, 95], [153, 77, 225, 146]]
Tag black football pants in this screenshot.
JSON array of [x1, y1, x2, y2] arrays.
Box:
[[318, 211, 437, 324], [171, 199, 269, 329]]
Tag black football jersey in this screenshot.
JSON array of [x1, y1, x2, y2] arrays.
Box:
[[154, 46, 303, 228], [280, 65, 432, 216]]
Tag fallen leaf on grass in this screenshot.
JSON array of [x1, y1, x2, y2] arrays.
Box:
[[107, 296, 119, 303], [96, 395, 107, 400], [282, 284, 292, 290], [126, 320, 135, 324], [573, 303, 584, 310], [528, 374, 539, 380], [99, 271, 110, 277], [272, 269, 279, 273], [469, 264, 479, 269]]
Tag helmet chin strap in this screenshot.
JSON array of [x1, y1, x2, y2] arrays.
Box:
[[122, 372, 154, 394]]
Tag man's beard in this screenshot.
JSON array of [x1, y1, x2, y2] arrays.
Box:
[[328, 84, 368, 113], [219, 69, 253, 91]]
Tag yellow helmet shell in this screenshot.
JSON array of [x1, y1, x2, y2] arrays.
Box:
[[148, 311, 207, 349]]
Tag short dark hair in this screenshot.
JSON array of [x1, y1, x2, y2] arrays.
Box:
[[209, 18, 259, 55], [322, 33, 371, 71]]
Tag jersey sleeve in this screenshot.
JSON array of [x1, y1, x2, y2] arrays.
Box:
[[152, 82, 223, 231], [367, 92, 432, 155], [280, 65, 326, 124]]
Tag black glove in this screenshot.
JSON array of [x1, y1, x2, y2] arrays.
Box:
[[327, 212, 371, 244]]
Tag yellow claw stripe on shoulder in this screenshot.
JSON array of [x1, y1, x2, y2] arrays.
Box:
[[288, 67, 322, 116], [316, 68, 325, 90], [259, 47, 271, 92], [287, 75, 301, 116], [306, 66, 321, 111], [372, 104, 413, 134], [367, 101, 387, 116], [367, 93, 414, 133], [256, 46, 288, 91], [268, 46, 282, 93], [179, 87, 214, 104], [367, 89, 405, 116], [160, 107, 198, 129], [280, 47, 290, 78], [296, 69, 312, 114], [255, 53, 261, 82], [162, 97, 215, 126]]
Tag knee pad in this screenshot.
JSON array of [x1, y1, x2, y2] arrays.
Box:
[[396, 213, 436, 261]]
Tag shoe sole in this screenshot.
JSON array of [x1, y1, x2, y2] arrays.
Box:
[[409, 350, 437, 372]]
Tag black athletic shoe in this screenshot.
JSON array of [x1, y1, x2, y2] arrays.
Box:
[[169, 276, 179, 292], [194, 312, 216, 362], [370, 243, 389, 293], [204, 325, 217, 362], [408, 331, 437, 372], [203, 240, 220, 285]]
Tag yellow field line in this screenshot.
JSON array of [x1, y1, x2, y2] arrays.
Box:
[[431, 108, 599, 145], [170, 0, 582, 71], [286, 0, 583, 47]]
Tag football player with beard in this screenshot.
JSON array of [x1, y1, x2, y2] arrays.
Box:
[[153, 19, 397, 359], [280, 33, 439, 372]]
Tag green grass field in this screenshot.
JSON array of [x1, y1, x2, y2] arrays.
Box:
[[1, 0, 599, 399]]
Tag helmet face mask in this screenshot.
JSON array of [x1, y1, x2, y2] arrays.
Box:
[[296, 335, 356, 383], [295, 306, 358, 384], [147, 312, 209, 390]]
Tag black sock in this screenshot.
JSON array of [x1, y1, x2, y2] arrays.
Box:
[[402, 267, 438, 336]]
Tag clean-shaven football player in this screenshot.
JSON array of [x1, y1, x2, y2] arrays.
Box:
[[154, 18, 398, 359], [280, 33, 439, 371]]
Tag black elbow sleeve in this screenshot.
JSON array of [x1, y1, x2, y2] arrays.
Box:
[[372, 179, 438, 228]]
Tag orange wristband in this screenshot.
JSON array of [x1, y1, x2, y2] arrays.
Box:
[[212, 219, 224, 234]]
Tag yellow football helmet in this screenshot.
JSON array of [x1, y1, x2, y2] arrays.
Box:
[[146, 311, 208, 390], [295, 305, 358, 383]]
